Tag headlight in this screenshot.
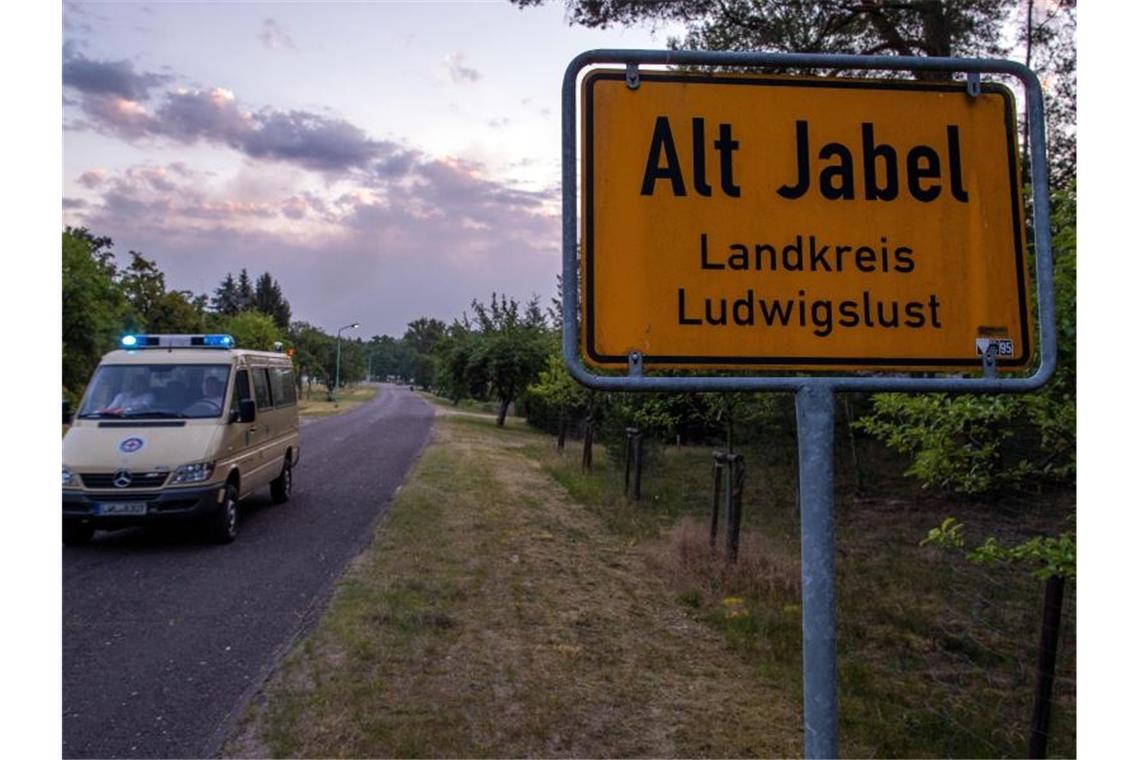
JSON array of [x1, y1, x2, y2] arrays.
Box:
[[63, 466, 77, 487], [171, 461, 215, 485]]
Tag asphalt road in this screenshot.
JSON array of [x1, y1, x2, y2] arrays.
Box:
[[62, 384, 433, 759]]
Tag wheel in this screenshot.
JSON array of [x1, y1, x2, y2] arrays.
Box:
[[270, 457, 293, 504], [63, 522, 94, 546], [207, 484, 240, 544]]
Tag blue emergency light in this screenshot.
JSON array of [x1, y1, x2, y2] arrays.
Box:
[[120, 334, 236, 349], [198, 334, 235, 348]]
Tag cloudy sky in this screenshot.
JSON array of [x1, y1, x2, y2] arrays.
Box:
[[61, 0, 680, 337]]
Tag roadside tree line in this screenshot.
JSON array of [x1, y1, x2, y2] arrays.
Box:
[[62, 226, 373, 404], [410, 175, 1074, 499]]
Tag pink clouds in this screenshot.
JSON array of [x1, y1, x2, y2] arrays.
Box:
[[62, 49, 561, 335]]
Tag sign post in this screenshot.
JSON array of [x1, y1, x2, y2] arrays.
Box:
[[562, 50, 1054, 758]]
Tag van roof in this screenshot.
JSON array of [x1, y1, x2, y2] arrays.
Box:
[[101, 348, 292, 365]]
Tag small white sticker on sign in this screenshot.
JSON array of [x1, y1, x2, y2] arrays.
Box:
[[975, 338, 1014, 357]]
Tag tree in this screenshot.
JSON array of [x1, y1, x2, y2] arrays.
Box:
[[1019, 0, 1076, 186], [145, 290, 208, 334], [212, 273, 241, 316], [119, 251, 208, 334], [515, 0, 1013, 78], [467, 293, 550, 427], [118, 251, 166, 331], [366, 334, 410, 381], [62, 228, 130, 401], [434, 320, 483, 403], [219, 311, 282, 352], [403, 317, 446, 356], [289, 322, 335, 394], [253, 271, 292, 329], [236, 269, 255, 313], [517, 0, 1075, 180], [528, 353, 592, 449], [402, 317, 446, 388]]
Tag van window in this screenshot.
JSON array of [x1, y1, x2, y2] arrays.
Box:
[[78, 364, 231, 420], [271, 367, 297, 407], [251, 367, 272, 410], [233, 369, 251, 409]]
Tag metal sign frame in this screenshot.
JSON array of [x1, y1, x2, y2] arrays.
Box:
[[561, 50, 1055, 760], [561, 49, 1055, 394]]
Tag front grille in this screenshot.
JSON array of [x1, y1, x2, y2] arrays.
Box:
[[81, 472, 169, 489]]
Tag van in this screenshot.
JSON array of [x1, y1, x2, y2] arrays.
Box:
[[62, 334, 300, 545]]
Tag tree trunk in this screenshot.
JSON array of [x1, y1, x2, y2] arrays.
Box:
[[496, 398, 509, 427], [557, 414, 567, 452]]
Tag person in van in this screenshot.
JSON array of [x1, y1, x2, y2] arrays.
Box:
[[104, 374, 155, 415]]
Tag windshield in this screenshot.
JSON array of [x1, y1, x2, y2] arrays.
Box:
[[78, 364, 232, 420]]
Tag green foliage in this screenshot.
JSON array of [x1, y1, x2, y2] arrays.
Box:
[[922, 516, 1075, 580], [440, 294, 551, 426], [62, 228, 130, 402], [856, 184, 1076, 496], [253, 271, 292, 329], [856, 393, 1023, 494], [920, 517, 966, 550], [525, 353, 594, 434], [62, 226, 302, 404], [289, 321, 335, 390], [119, 250, 207, 334], [516, 1, 1014, 73], [219, 311, 282, 351], [434, 321, 484, 402], [366, 334, 412, 381], [402, 317, 446, 387], [212, 273, 241, 316], [528, 353, 590, 412], [403, 317, 446, 356]]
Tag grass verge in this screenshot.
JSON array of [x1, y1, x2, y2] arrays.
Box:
[[226, 411, 801, 758], [297, 383, 377, 418], [525, 434, 1076, 758]]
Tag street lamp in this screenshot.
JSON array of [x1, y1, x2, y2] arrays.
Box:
[[334, 322, 359, 403]]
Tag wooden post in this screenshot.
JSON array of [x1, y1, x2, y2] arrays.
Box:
[[726, 454, 745, 563], [623, 427, 635, 496], [710, 452, 726, 550], [632, 430, 644, 501], [581, 417, 594, 471], [1029, 574, 1066, 758]]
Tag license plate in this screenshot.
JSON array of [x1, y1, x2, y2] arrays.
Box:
[[96, 502, 147, 516]]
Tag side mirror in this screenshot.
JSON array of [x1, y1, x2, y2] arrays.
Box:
[[238, 398, 256, 424], [63, 399, 73, 425]]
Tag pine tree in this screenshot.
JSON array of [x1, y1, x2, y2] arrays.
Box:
[[212, 273, 241, 316], [236, 269, 254, 313], [254, 271, 292, 329]]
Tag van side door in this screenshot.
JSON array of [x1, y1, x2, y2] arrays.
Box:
[[249, 364, 276, 490], [224, 366, 259, 497]]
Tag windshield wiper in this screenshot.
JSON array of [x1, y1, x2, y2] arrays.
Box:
[[121, 410, 189, 419], [79, 411, 123, 419]]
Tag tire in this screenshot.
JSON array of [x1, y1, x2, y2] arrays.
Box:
[[270, 457, 293, 504], [63, 522, 94, 546], [207, 484, 240, 544]]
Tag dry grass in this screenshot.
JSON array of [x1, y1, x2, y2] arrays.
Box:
[[648, 517, 801, 603], [529, 434, 1076, 759], [297, 383, 377, 418], [226, 413, 802, 758]]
